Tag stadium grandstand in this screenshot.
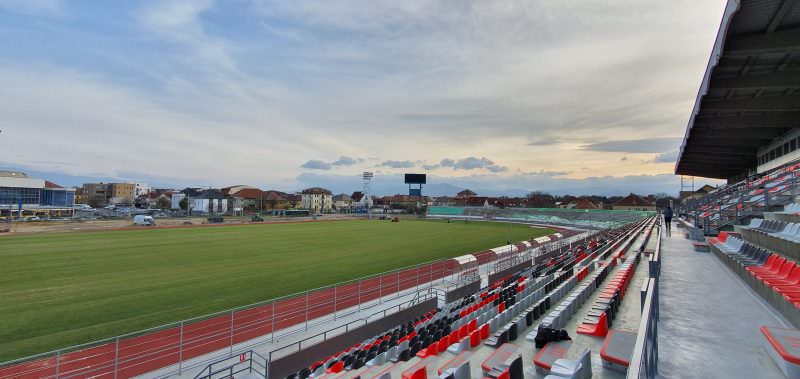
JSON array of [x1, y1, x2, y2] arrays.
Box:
[[427, 206, 651, 230], [668, 0, 800, 378]]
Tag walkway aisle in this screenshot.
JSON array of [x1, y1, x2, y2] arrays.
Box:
[[657, 223, 789, 378]]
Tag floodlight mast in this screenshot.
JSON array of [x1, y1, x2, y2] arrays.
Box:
[[363, 172, 373, 219]]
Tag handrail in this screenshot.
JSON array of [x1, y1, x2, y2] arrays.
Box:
[[267, 291, 435, 359], [627, 219, 661, 379]]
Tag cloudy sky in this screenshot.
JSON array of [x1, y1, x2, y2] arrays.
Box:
[[0, 0, 727, 195]]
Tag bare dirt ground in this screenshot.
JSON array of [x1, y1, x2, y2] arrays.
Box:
[[0, 214, 379, 236]]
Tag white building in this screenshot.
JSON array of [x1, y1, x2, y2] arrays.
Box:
[[134, 183, 151, 197], [192, 189, 227, 214], [333, 193, 353, 210], [170, 193, 185, 210], [301, 187, 333, 213]]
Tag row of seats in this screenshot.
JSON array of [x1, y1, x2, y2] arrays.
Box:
[[708, 227, 800, 378], [576, 251, 640, 338], [684, 163, 800, 229], [715, 235, 800, 309], [779, 203, 800, 215], [286, 221, 646, 379], [398, 221, 649, 379]]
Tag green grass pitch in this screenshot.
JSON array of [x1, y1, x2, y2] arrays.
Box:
[[0, 219, 552, 360]]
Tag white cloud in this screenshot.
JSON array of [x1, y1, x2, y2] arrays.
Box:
[[331, 156, 361, 166], [0, 0, 731, 192], [379, 160, 416, 169], [301, 159, 332, 170]]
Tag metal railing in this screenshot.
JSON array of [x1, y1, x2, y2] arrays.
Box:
[[0, 260, 458, 379], [266, 291, 436, 361], [193, 350, 267, 379], [681, 157, 800, 235], [628, 219, 661, 379], [0, 224, 578, 379]]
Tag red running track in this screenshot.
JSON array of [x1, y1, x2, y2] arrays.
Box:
[[1, 230, 570, 379], [0, 261, 456, 379]]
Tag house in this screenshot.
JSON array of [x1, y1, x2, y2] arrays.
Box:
[[262, 190, 289, 210], [222, 185, 264, 213], [558, 198, 602, 210], [573, 198, 602, 210], [456, 189, 477, 198], [351, 191, 373, 208], [134, 183, 151, 198], [612, 193, 656, 211], [680, 184, 718, 204], [526, 194, 556, 208], [333, 194, 353, 210], [192, 189, 227, 214], [301, 187, 333, 213], [286, 193, 302, 208], [171, 188, 202, 210]]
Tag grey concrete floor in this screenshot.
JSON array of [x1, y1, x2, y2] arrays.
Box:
[[657, 223, 791, 378]]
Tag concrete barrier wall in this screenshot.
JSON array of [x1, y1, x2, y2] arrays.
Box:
[[444, 280, 481, 304], [267, 298, 437, 379], [488, 260, 533, 285]]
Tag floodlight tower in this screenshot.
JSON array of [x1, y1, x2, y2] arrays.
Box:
[[363, 171, 373, 219]]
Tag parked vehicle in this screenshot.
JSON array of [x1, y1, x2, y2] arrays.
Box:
[[133, 215, 156, 226]]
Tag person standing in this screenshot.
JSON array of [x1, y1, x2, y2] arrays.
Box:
[[663, 205, 673, 234]]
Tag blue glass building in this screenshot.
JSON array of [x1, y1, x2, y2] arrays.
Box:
[[0, 171, 75, 218]]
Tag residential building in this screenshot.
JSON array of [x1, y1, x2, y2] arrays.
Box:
[[192, 189, 227, 214], [680, 184, 717, 204], [333, 194, 353, 210], [145, 191, 173, 208], [612, 193, 656, 211], [526, 194, 556, 208], [558, 198, 602, 210], [82, 183, 108, 207], [456, 189, 477, 198], [351, 191, 373, 208], [285, 193, 302, 209], [301, 187, 333, 213], [134, 183, 151, 197], [223, 185, 264, 213], [108, 183, 136, 205], [0, 171, 75, 218], [263, 190, 289, 210], [171, 188, 202, 210]]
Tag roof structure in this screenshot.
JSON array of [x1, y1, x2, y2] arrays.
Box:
[[301, 187, 332, 195], [195, 189, 225, 199], [333, 194, 352, 201], [0, 171, 28, 178], [456, 189, 477, 197], [675, 0, 800, 179], [351, 191, 365, 202], [263, 190, 288, 201], [613, 193, 654, 207], [229, 188, 263, 199]]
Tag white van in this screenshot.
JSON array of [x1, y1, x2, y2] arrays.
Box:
[[133, 215, 156, 226]]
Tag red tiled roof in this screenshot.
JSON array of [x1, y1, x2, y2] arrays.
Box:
[[231, 188, 263, 199], [613, 194, 653, 207], [44, 181, 63, 188]]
